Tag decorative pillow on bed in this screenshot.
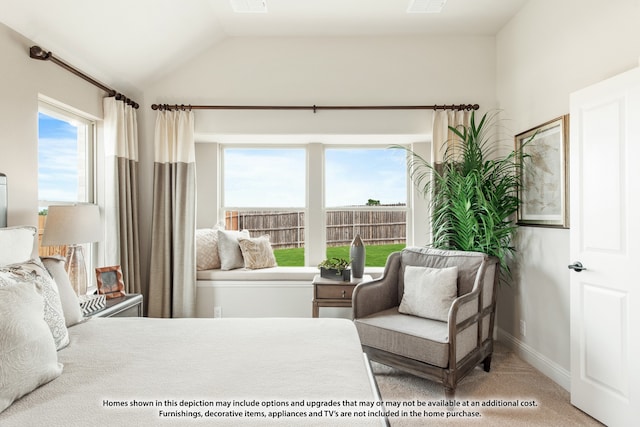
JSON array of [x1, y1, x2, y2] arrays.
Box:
[[0, 260, 70, 350], [0, 282, 63, 414], [0, 226, 37, 267], [196, 227, 222, 270], [41, 256, 84, 327], [398, 265, 458, 322], [217, 229, 250, 270], [238, 235, 277, 270]]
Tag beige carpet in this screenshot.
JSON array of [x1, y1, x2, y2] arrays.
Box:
[[372, 342, 604, 426]]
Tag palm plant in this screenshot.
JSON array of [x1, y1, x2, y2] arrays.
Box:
[[395, 111, 527, 274]]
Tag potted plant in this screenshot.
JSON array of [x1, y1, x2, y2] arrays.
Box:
[[318, 257, 351, 281], [395, 111, 528, 276]]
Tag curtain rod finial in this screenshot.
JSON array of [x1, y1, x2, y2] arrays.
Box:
[[29, 46, 50, 61]]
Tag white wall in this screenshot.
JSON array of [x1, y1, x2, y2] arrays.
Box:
[[0, 22, 105, 226], [496, 0, 640, 388]]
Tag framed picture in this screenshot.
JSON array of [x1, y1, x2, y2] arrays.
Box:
[[95, 265, 126, 299], [516, 115, 570, 228]]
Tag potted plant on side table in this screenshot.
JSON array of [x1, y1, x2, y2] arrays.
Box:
[[318, 257, 351, 281]]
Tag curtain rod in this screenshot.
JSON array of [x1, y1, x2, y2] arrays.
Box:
[[150, 103, 479, 113], [29, 46, 139, 109]]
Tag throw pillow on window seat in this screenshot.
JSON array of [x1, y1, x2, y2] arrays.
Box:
[[238, 235, 278, 270], [217, 229, 250, 270], [196, 227, 223, 270]]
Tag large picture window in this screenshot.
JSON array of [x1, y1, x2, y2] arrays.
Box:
[[218, 144, 409, 267]]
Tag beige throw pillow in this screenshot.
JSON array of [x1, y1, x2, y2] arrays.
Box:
[[196, 228, 222, 270], [399, 265, 458, 322], [217, 229, 250, 270], [0, 283, 63, 413], [238, 235, 277, 270]]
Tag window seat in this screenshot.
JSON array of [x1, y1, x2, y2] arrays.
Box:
[[196, 266, 384, 318]]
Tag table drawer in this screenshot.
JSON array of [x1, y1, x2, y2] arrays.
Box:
[[316, 285, 355, 299]]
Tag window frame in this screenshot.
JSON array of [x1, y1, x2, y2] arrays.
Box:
[[37, 99, 98, 279]]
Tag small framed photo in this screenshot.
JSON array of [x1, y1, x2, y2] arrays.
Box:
[[95, 265, 126, 299], [516, 115, 570, 228]]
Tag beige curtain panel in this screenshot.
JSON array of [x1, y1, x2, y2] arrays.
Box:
[[432, 109, 471, 163], [148, 109, 196, 318], [103, 97, 141, 295]]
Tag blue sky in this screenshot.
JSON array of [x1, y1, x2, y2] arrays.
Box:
[[38, 112, 79, 204], [224, 147, 407, 208]]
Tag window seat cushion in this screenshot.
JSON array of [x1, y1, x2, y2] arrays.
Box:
[[197, 266, 320, 282]]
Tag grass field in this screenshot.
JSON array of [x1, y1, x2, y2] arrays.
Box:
[[273, 243, 405, 267]]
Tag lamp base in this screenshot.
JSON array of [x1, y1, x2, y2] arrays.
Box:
[[65, 244, 88, 296]]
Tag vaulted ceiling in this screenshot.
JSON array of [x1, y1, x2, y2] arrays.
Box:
[[0, 0, 528, 91]]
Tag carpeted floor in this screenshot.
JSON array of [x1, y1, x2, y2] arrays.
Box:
[[372, 342, 604, 426]]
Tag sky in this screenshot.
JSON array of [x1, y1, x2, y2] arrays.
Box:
[[223, 147, 407, 208], [38, 112, 80, 205]]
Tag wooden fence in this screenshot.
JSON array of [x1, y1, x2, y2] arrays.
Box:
[[226, 209, 406, 249]]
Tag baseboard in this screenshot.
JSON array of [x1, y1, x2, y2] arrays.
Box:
[[497, 327, 570, 391]]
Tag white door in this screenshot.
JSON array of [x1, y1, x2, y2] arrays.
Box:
[[569, 66, 640, 426]]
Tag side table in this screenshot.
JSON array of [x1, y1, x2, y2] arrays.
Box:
[[87, 294, 143, 318], [312, 274, 372, 318]]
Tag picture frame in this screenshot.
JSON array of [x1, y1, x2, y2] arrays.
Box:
[[516, 115, 570, 228], [95, 265, 126, 299]]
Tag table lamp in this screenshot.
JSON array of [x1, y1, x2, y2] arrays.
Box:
[[42, 204, 101, 296]]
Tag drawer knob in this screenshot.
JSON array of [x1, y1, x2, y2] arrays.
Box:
[[341, 290, 346, 298]]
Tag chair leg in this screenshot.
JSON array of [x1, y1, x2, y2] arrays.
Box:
[[444, 386, 455, 401], [483, 356, 492, 372]]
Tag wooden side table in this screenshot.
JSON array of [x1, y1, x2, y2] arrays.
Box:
[[87, 294, 143, 318], [312, 274, 372, 318]]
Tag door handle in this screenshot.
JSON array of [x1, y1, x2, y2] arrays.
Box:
[[568, 261, 587, 272]]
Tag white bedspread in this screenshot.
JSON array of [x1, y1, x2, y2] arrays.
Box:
[[1, 318, 383, 426]]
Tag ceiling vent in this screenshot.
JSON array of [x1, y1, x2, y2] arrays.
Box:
[[230, 0, 267, 13], [407, 0, 447, 13]]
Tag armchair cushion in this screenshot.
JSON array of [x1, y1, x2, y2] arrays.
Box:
[[399, 265, 458, 321], [355, 307, 450, 368]]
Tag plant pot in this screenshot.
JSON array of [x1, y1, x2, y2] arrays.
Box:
[[320, 267, 351, 282]]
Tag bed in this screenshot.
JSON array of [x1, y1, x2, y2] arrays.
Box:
[[0, 225, 387, 426]]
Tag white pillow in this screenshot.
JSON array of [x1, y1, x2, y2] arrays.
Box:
[[196, 228, 222, 270], [41, 256, 84, 327], [0, 260, 70, 350], [0, 283, 63, 414], [238, 235, 277, 270], [0, 226, 37, 267], [399, 265, 458, 322], [217, 229, 250, 270]]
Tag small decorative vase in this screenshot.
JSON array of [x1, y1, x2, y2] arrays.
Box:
[[350, 234, 365, 279]]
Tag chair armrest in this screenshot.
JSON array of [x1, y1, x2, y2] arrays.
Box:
[[352, 252, 401, 319]]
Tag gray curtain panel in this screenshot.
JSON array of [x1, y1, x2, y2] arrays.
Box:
[[103, 97, 141, 294], [148, 109, 196, 318]]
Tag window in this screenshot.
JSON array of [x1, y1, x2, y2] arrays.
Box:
[[324, 148, 407, 265], [218, 143, 409, 268], [37, 101, 95, 260], [222, 147, 306, 266]]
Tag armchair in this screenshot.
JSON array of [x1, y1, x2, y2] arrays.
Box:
[[352, 247, 499, 398]]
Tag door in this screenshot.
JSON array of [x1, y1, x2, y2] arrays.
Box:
[[569, 66, 640, 426]]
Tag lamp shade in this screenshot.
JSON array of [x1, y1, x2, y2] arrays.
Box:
[[42, 204, 101, 246]]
